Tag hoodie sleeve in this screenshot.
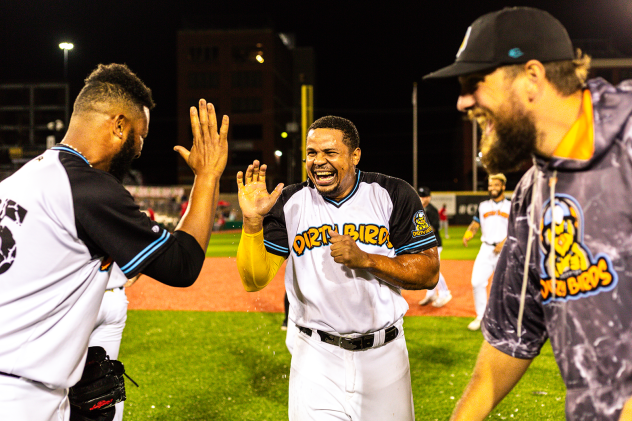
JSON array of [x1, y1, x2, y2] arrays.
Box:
[[482, 172, 549, 359]]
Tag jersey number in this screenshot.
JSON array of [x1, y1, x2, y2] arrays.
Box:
[[0, 199, 27, 274]]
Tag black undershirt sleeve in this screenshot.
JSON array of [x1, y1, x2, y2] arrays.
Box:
[[141, 230, 206, 287]]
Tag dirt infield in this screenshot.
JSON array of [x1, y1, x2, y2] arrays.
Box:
[[127, 258, 489, 318]]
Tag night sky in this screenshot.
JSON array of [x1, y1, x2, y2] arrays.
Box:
[[1, 0, 631, 189]]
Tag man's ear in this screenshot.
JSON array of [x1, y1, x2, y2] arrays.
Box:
[[352, 148, 361, 166], [113, 114, 126, 139], [523, 60, 546, 102]]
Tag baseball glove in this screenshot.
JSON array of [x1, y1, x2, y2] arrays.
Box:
[[69, 346, 128, 421]]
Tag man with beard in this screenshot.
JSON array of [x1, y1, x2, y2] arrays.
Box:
[[424, 6, 632, 420], [461, 174, 509, 331], [235, 115, 439, 420], [0, 63, 228, 420]]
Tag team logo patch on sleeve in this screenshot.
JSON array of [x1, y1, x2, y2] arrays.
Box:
[[411, 210, 433, 238], [539, 195, 618, 303]]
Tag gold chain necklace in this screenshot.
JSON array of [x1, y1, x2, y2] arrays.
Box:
[[59, 143, 93, 168]]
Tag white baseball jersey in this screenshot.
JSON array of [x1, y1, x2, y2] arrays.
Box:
[[0, 145, 173, 389], [263, 170, 437, 335], [474, 197, 511, 245]]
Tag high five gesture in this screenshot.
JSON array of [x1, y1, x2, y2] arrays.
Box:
[[237, 160, 284, 234]]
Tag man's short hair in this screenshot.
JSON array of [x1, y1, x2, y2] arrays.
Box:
[[489, 173, 507, 185], [308, 116, 360, 151], [73, 63, 155, 117], [504, 49, 591, 96]]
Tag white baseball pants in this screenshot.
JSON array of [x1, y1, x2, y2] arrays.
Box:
[[89, 287, 128, 421], [288, 320, 414, 421], [471, 243, 501, 318]]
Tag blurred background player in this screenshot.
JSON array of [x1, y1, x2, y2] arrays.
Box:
[[88, 265, 138, 421], [439, 204, 449, 238], [462, 174, 509, 330], [418, 187, 452, 307]]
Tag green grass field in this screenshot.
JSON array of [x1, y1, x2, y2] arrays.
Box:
[[120, 311, 565, 420], [119, 226, 566, 420]]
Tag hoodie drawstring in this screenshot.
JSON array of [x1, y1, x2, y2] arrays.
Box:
[[517, 168, 539, 338], [549, 171, 558, 299]]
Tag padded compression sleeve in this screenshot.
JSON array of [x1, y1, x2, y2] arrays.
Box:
[[236, 229, 285, 292], [141, 230, 206, 287]]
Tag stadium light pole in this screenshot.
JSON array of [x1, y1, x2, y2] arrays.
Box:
[[412, 82, 418, 191], [59, 42, 74, 125], [59, 42, 74, 80]]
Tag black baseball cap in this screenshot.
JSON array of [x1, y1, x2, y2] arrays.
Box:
[[418, 186, 431, 197], [423, 7, 574, 79]]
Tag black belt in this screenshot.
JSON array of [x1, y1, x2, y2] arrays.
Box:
[[297, 325, 399, 351], [105, 286, 124, 292], [0, 371, 19, 378], [483, 241, 498, 246]]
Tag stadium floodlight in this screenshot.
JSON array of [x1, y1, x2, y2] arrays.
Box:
[[59, 42, 74, 80]]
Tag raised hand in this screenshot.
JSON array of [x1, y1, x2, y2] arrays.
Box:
[[237, 160, 283, 233], [329, 230, 370, 269], [174, 99, 228, 178]]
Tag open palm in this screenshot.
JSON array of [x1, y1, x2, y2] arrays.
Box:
[[237, 160, 283, 220]]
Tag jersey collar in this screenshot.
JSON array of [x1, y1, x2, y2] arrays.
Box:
[[322, 169, 362, 208], [51, 144, 91, 167]]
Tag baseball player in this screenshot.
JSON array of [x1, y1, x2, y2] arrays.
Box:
[[439, 204, 449, 238], [461, 174, 509, 330], [425, 6, 632, 420], [236, 116, 439, 420], [418, 187, 452, 307], [0, 63, 228, 421], [87, 265, 137, 421]]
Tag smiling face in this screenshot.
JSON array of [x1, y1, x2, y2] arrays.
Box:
[[488, 178, 506, 200], [458, 68, 538, 174], [305, 128, 361, 200]]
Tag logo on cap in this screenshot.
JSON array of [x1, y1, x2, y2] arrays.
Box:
[[508, 48, 524, 59], [456, 26, 472, 58]]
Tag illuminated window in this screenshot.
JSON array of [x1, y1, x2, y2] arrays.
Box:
[[232, 46, 264, 63]]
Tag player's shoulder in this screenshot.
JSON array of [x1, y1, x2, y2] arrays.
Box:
[[279, 180, 310, 202], [268, 180, 311, 215], [360, 171, 416, 196], [506, 165, 538, 216], [56, 152, 133, 208], [478, 197, 492, 207]]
